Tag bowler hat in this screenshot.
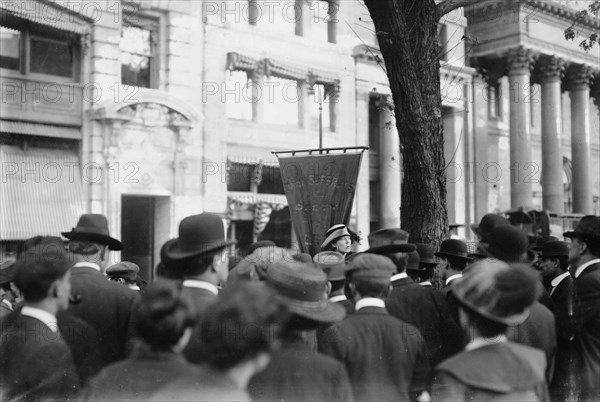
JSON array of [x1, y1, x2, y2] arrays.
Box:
[[452, 260, 538, 325], [62, 214, 123, 250], [530, 235, 559, 252], [435, 239, 471, 261], [563, 215, 600, 240], [479, 225, 529, 263], [321, 224, 350, 249], [540, 241, 569, 259], [266, 260, 345, 323], [106, 261, 140, 281], [415, 243, 437, 266], [0, 259, 17, 285], [470, 213, 511, 243], [313, 251, 349, 281], [366, 228, 416, 254], [346, 253, 395, 280], [163, 213, 236, 260]]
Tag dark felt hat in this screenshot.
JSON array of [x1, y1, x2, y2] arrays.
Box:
[[470, 213, 511, 243], [0, 259, 17, 285], [313, 251, 349, 281], [406, 250, 420, 271], [530, 235, 559, 252], [247, 240, 276, 255], [540, 241, 569, 259], [266, 260, 345, 323], [346, 253, 395, 280], [563, 215, 600, 240], [62, 214, 123, 250], [162, 213, 236, 260], [366, 228, 416, 254], [415, 243, 437, 266], [479, 225, 529, 263], [106, 261, 140, 281], [435, 239, 471, 261]]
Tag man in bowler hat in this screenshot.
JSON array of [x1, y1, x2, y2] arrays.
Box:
[[320, 253, 430, 402], [160, 213, 235, 364], [0, 244, 79, 401], [62, 214, 139, 368]]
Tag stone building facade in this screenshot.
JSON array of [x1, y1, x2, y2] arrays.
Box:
[[1, 0, 598, 279]]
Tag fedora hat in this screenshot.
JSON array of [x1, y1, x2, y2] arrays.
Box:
[[366, 228, 416, 254], [470, 213, 511, 243], [479, 225, 529, 263], [435, 239, 471, 261], [453, 261, 539, 325], [406, 250, 420, 272], [415, 243, 437, 266], [163, 213, 236, 260], [530, 235, 559, 252], [540, 241, 569, 259], [62, 214, 123, 250], [313, 251, 349, 281], [266, 260, 345, 323], [563, 215, 600, 240]]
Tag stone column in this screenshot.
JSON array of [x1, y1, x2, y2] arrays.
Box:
[[378, 95, 401, 228], [540, 56, 564, 213], [568, 64, 594, 214], [506, 47, 535, 208]]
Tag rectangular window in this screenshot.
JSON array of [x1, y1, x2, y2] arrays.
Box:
[[255, 0, 296, 35], [121, 18, 158, 88], [30, 36, 74, 78], [226, 70, 254, 120], [263, 76, 300, 126], [307, 1, 329, 42], [0, 26, 20, 70]]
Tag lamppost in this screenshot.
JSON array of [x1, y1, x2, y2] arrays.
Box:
[[309, 84, 327, 150]]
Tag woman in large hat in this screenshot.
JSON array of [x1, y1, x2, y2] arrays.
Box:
[[321, 224, 361, 259]]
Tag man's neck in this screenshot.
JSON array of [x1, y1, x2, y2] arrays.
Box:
[[23, 300, 58, 316], [186, 272, 218, 286]]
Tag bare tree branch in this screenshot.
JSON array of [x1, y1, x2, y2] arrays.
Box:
[[436, 0, 474, 19]]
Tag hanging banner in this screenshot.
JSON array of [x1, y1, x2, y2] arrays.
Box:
[[276, 148, 367, 256]]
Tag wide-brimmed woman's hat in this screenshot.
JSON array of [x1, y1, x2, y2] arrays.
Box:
[[435, 239, 471, 261], [452, 260, 538, 325], [62, 214, 123, 250], [321, 224, 350, 249], [266, 260, 345, 323], [365, 228, 416, 254], [162, 213, 236, 260]]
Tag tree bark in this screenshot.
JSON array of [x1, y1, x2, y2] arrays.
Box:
[[363, 0, 448, 245]]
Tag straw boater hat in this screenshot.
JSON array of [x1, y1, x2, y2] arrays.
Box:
[[435, 239, 471, 261], [365, 228, 416, 254], [162, 213, 236, 260], [265, 260, 345, 323], [62, 214, 123, 250], [313, 251, 350, 281]]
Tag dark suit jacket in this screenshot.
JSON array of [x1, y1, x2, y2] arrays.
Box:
[[549, 274, 575, 313], [67, 265, 139, 367], [180, 285, 218, 364], [0, 313, 80, 401], [386, 280, 464, 366], [320, 306, 430, 401], [248, 334, 353, 402]]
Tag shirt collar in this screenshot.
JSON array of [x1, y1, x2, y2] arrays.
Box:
[[574, 259, 600, 279], [445, 273, 463, 286], [390, 273, 408, 282], [465, 335, 507, 351], [419, 281, 433, 287], [355, 297, 385, 311], [1, 299, 13, 311], [551, 271, 571, 287], [73, 261, 102, 272], [182, 280, 219, 295], [329, 295, 347, 303], [21, 306, 58, 333]]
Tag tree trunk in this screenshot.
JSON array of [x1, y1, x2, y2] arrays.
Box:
[[364, 0, 448, 245]]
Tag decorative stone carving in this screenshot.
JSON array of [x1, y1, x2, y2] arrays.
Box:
[[567, 64, 594, 90], [539, 55, 564, 82], [117, 103, 188, 127], [505, 46, 536, 75]]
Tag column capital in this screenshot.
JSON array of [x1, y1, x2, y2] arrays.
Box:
[[505, 46, 536, 75], [538, 55, 565, 83], [567, 64, 594, 90], [473, 57, 504, 87]]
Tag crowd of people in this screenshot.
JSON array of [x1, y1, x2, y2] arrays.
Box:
[[0, 211, 599, 401]]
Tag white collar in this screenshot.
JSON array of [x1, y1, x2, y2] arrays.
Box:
[[551, 272, 571, 287], [355, 297, 385, 311], [329, 295, 347, 303], [182, 280, 219, 295], [21, 306, 58, 333], [73, 261, 102, 272], [445, 273, 463, 286], [391, 273, 408, 282], [465, 335, 507, 351], [574, 259, 600, 279], [419, 281, 433, 287], [1, 299, 13, 311], [128, 284, 141, 291]]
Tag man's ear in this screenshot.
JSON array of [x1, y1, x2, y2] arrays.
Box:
[[325, 281, 332, 297], [49, 281, 60, 299]]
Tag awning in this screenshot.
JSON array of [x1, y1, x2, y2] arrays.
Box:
[[228, 155, 279, 166], [227, 191, 287, 209], [0, 120, 81, 140], [0, 1, 91, 35], [0, 145, 85, 240], [226, 52, 260, 72]]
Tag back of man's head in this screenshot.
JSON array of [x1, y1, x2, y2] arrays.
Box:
[[15, 243, 71, 302]]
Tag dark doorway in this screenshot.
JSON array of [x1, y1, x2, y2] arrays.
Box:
[[121, 196, 155, 282]]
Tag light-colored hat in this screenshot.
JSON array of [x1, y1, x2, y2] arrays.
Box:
[[321, 224, 351, 249]]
